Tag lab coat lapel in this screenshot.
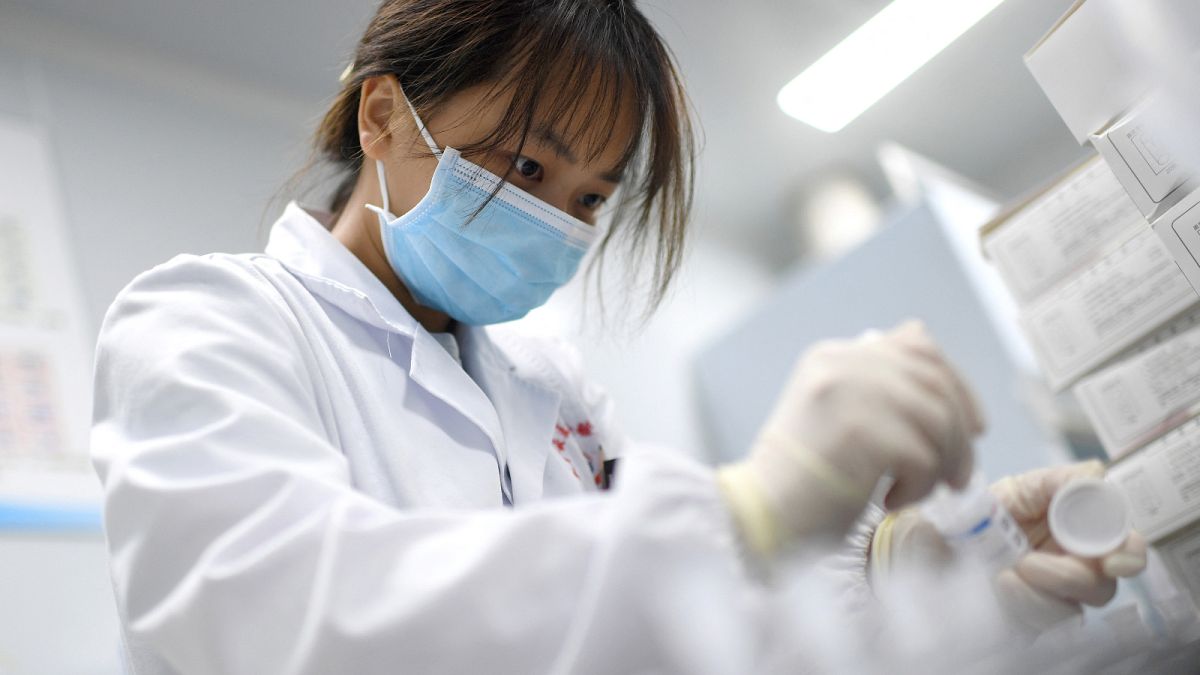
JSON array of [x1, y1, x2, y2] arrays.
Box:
[[265, 207, 521, 501], [270, 262, 509, 465], [460, 326, 561, 504], [406, 329, 510, 477]]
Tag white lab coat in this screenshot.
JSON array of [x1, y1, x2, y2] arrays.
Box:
[[92, 203, 872, 674]]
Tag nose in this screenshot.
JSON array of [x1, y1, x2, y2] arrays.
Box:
[[528, 183, 576, 217]]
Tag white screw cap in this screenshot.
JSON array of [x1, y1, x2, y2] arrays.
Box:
[[1048, 477, 1132, 558]]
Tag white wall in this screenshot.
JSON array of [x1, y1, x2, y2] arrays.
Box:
[[0, 9, 317, 334], [0, 9, 320, 674], [0, 535, 121, 674]]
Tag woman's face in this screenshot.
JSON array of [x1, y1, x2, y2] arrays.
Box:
[[364, 75, 636, 227]]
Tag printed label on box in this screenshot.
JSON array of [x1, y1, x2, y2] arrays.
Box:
[[1159, 192, 1200, 298], [1021, 229, 1198, 389], [985, 159, 1146, 305], [1109, 118, 1187, 203], [1160, 526, 1200, 607], [1075, 313, 1200, 457], [1092, 105, 1194, 222], [1109, 417, 1200, 541]]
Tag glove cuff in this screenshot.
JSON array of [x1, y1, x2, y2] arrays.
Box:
[[757, 431, 871, 504], [869, 512, 899, 591], [716, 463, 782, 559]]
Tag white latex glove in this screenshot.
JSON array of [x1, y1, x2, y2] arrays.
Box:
[[717, 321, 985, 557], [992, 461, 1148, 632], [871, 461, 1148, 633]]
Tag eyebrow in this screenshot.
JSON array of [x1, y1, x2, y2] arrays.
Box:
[[532, 125, 625, 185]]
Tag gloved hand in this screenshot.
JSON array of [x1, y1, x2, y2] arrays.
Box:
[[991, 461, 1147, 632], [871, 461, 1148, 633], [717, 321, 985, 557]]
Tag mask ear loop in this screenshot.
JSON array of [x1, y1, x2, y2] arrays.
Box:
[[371, 90, 444, 218], [373, 160, 392, 216], [401, 92, 442, 158]]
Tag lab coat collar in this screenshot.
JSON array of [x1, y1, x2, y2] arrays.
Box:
[[263, 206, 485, 429], [264, 202, 420, 338], [264, 204, 509, 473], [264, 203, 560, 504]]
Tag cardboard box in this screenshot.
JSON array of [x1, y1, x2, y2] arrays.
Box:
[[1020, 229, 1198, 390], [982, 156, 1146, 305], [1074, 309, 1200, 458], [1025, 0, 1200, 144], [1152, 187, 1200, 297], [1025, 0, 1149, 143], [1108, 416, 1200, 541], [1091, 104, 1195, 223], [1158, 523, 1200, 609]]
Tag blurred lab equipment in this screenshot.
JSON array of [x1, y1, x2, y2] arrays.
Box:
[[922, 472, 1029, 571]]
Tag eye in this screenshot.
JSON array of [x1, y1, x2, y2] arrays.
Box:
[[512, 155, 543, 181], [579, 193, 608, 211]]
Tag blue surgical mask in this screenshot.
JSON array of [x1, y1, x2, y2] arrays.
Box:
[[366, 97, 598, 325]]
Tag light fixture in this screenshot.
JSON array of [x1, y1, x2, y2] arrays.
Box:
[[777, 0, 1007, 133]]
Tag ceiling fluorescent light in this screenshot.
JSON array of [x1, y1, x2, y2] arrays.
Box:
[[777, 0, 1007, 133]]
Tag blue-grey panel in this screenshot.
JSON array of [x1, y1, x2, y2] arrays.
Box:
[[694, 203, 1059, 481]]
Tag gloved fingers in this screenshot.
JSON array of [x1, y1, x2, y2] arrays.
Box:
[[1016, 552, 1118, 607], [991, 475, 1042, 530], [888, 509, 955, 572], [992, 460, 1106, 524], [884, 375, 974, 491], [881, 423, 943, 510], [1102, 530, 1148, 579], [889, 354, 977, 488], [887, 325, 984, 489], [888, 321, 986, 436], [897, 348, 984, 439], [995, 567, 1083, 633]]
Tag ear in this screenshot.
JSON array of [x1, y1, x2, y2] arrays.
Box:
[[358, 75, 404, 161]]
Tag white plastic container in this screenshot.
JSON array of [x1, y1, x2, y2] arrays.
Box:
[[1048, 478, 1133, 558], [921, 472, 1030, 571]]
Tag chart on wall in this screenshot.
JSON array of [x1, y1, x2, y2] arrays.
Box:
[[0, 116, 100, 530]]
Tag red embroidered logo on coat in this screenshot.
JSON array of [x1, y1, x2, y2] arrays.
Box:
[[551, 424, 578, 478]]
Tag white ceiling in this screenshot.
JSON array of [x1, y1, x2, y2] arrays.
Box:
[[6, 0, 1090, 267]]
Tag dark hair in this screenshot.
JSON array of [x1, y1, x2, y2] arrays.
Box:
[[310, 0, 696, 314]]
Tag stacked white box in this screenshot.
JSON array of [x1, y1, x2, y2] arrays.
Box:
[[1090, 103, 1197, 223], [983, 158, 1148, 304], [1024, 0, 1200, 297], [1009, 0, 1200, 611], [1152, 188, 1200, 297], [1018, 229, 1196, 390], [1074, 309, 1200, 457], [980, 157, 1199, 390], [1024, 0, 1152, 144], [1159, 524, 1200, 605], [1107, 417, 1200, 541]]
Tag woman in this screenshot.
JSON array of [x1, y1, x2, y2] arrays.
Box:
[[92, 1, 1147, 672]]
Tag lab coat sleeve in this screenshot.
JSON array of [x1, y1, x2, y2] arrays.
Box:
[[522, 333, 880, 603], [92, 256, 758, 675]]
